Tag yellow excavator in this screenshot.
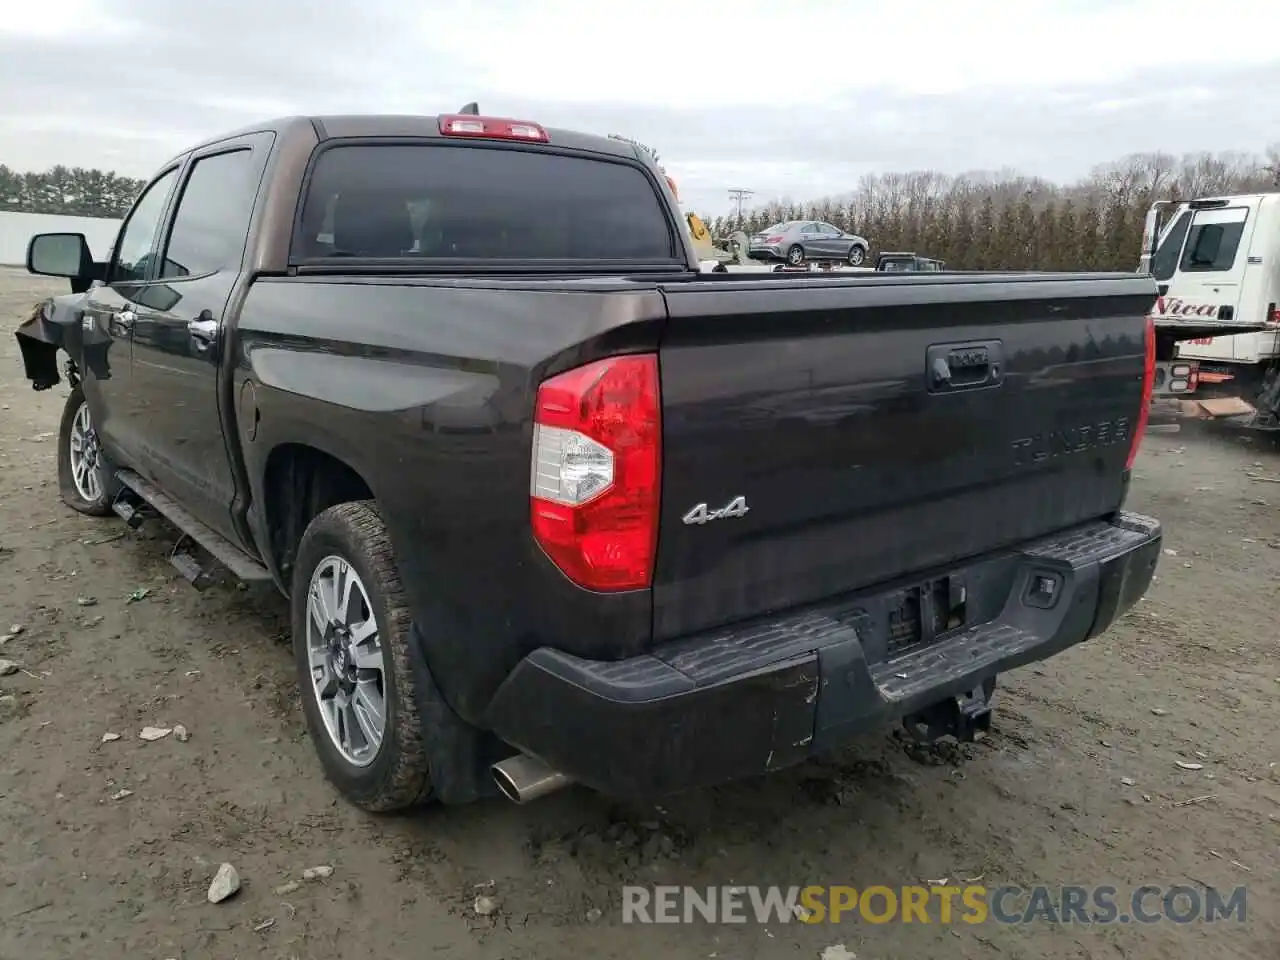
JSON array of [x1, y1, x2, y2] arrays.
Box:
[[662, 174, 744, 267], [684, 209, 746, 266], [608, 132, 747, 269]]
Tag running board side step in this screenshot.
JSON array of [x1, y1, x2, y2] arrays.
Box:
[[113, 469, 273, 588]]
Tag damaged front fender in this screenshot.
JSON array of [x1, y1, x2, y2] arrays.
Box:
[[14, 292, 101, 390]]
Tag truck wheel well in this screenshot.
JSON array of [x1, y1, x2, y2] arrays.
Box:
[[263, 444, 373, 588]]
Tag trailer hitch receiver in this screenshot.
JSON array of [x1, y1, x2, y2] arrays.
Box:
[[902, 680, 995, 744]]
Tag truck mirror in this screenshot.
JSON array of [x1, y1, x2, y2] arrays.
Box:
[[27, 233, 92, 280]]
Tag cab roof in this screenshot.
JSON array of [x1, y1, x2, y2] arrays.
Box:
[[166, 114, 647, 168]]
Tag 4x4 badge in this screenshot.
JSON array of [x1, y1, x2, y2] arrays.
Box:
[[682, 495, 750, 525]]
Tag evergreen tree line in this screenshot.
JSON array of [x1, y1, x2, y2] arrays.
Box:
[[700, 147, 1280, 271], [0, 163, 145, 219]]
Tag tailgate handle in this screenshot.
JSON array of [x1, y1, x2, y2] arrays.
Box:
[[927, 340, 1003, 393]]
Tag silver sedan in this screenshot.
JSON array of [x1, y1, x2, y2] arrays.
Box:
[[748, 220, 870, 266]]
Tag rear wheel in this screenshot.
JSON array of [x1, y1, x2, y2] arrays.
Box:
[[56, 385, 118, 517], [847, 245, 866, 266], [786, 244, 805, 266], [292, 501, 435, 811]]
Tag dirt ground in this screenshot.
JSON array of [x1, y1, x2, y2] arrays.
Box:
[[1, 266, 1277, 960]]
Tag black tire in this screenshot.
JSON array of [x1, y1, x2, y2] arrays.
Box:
[[291, 500, 435, 812], [56, 385, 119, 517], [847, 245, 866, 267], [786, 244, 805, 266]]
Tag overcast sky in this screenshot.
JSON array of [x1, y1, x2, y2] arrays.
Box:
[[2, 0, 1278, 215]]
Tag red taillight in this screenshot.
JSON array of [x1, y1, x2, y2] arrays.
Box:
[[1127, 314, 1156, 470], [438, 114, 549, 143], [530, 354, 661, 592], [765, 235, 784, 244], [1267, 302, 1279, 327]]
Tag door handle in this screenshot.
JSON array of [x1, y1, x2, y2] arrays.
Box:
[[926, 340, 1004, 393], [187, 316, 219, 353], [107, 308, 136, 337]]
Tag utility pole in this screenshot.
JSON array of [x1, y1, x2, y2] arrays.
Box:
[[727, 188, 754, 224]]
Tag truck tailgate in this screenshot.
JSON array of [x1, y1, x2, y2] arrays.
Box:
[[653, 274, 1155, 641]]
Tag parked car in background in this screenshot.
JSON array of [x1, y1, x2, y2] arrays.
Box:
[[876, 252, 946, 272], [749, 220, 870, 266]]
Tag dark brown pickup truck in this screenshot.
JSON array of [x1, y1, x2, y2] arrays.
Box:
[[16, 109, 1161, 813]]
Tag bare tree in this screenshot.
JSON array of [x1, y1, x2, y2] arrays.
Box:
[[698, 144, 1279, 272]]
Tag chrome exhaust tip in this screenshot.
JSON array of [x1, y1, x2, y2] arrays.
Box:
[[491, 753, 572, 804]]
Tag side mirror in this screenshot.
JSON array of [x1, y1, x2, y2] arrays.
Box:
[[27, 233, 93, 280]]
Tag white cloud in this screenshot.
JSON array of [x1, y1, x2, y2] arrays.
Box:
[[0, 0, 1278, 215], [413, 0, 1280, 102], [0, 0, 137, 40]]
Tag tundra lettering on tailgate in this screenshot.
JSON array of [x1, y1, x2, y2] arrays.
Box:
[[1011, 418, 1131, 466]]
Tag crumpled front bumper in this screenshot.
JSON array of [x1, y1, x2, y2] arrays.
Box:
[[14, 299, 65, 389], [14, 293, 96, 390]]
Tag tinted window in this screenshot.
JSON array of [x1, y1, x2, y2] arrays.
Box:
[[1179, 207, 1248, 273], [293, 143, 676, 262], [1152, 210, 1190, 282], [112, 168, 178, 283], [162, 150, 258, 279]]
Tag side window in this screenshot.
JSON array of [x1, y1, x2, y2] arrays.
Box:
[[1152, 211, 1190, 282], [1179, 207, 1248, 274], [821, 223, 840, 236], [161, 150, 258, 279], [111, 168, 179, 283], [801, 223, 820, 235]]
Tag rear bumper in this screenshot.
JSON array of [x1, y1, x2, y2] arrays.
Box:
[[485, 511, 1161, 800]]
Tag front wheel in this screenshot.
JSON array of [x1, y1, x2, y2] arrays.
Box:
[[56, 385, 118, 517], [292, 500, 435, 811], [786, 244, 805, 266], [847, 245, 866, 266]]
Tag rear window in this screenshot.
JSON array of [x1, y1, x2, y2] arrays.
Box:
[[292, 143, 677, 263]]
